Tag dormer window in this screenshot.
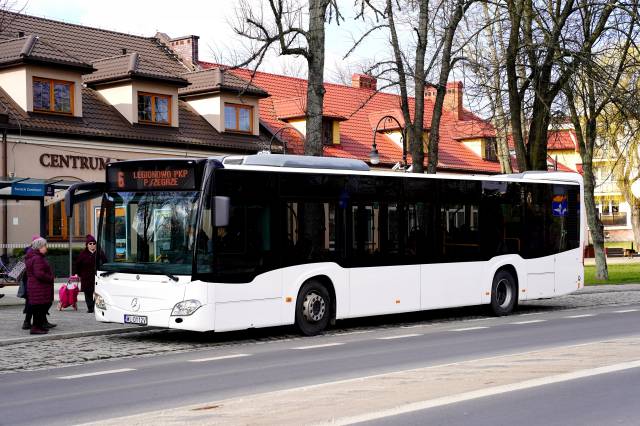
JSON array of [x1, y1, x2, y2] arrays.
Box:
[[322, 119, 334, 146], [484, 138, 498, 161], [224, 103, 252, 133], [138, 92, 171, 125], [33, 77, 74, 115]]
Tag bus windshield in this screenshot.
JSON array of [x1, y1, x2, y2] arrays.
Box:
[[99, 191, 200, 275]]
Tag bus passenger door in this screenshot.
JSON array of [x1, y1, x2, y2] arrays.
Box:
[[348, 203, 421, 317]]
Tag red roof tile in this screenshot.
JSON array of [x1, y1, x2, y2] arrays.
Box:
[[201, 62, 503, 173]]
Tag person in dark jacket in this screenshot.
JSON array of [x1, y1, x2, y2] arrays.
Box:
[[75, 235, 105, 313], [25, 237, 56, 334]]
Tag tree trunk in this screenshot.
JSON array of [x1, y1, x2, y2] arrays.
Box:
[[527, 98, 551, 170], [631, 204, 640, 252], [304, 0, 327, 156], [582, 161, 608, 280], [427, 1, 464, 174], [409, 0, 429, 174]]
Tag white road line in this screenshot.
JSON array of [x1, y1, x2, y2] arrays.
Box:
[[511, 320, 546, 325], [330, 359, 640, 425], [189, 354, 251, 363], [292, 342, 344, 350], [565, 314, 595, 319], [377, 334, 422, 340], [58, 368, 135, 380], [613, 309, 638, 313], [450, 326, 489, 332]]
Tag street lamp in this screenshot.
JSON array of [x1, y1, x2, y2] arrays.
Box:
[[268, 124, 300, 154], [370, 115, 407, 170]]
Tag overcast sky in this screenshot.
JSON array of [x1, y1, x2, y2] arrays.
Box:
[[17, 0, 387, 82]]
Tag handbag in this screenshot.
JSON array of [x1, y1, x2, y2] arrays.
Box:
[[16, 278, 26, 298], [8, 259, 26, 282]]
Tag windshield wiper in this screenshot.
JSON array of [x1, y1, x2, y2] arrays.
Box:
[[166, 274, 179, 282], [99, 271, 116, 278]]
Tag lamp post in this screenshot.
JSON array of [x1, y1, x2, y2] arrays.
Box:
[[268, 124, 300, 154], [370, 115, 407, 170]]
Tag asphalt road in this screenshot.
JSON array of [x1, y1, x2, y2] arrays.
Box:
[[1, 302, 639, 425], [362, 365, 640, 426]]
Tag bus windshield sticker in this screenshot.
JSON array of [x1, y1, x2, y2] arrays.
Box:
[[552, 194, 568, 217]]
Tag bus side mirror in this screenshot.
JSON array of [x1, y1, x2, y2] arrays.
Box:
[[214, 196, 230, 227]]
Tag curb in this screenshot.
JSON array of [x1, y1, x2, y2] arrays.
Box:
[[0, 326, 154, 347]]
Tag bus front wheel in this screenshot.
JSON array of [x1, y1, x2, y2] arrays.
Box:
[[295, 280, 331, 336], [490, 270, 517, 316]]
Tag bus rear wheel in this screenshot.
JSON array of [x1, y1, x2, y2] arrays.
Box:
[[490, 270, 517, 316], [295, 281, 331, 336]]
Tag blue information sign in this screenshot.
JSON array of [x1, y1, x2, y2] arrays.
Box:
[[11, 182, 54, 197], [552, 194, 568, 217]]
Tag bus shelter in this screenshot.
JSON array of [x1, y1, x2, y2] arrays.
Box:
[[0, 177, 104, 274]]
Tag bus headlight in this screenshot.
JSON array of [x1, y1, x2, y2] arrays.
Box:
[[94, 293, 107, 310], [171, 300, 202, 316]]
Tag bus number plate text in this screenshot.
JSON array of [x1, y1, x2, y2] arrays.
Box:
[[124, 314, 148, 326]]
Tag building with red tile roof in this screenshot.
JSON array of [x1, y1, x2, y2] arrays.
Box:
[[201, 61, 504, 174]]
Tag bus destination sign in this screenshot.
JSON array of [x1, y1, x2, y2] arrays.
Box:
[[108, 164, 196, 190]]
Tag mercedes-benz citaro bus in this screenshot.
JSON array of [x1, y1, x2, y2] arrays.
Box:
[[94, 154, 584, 335]]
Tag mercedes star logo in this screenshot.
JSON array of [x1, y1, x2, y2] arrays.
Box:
[[131, 298, 140, 312]]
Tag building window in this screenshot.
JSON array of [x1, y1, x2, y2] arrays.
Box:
[[138, 92, 171, 125], [33, 77, 73, 114], [224, 103, 252, 132], [484, 138, 498, 162], [322, 119, 334, 146]]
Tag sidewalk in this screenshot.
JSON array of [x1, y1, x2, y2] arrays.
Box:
[[0, 285, 150, 345], [584, 256, 640, 265]]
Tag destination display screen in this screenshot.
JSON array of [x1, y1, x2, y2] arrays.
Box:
[[107, 163, 197, 190]]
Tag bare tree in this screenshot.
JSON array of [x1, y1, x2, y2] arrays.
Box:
[[562, 0, 639, 280], [353, 0, 476, 174], [426, 0, 474, 173], [506, 0, 617, 171], [233, 0, 342, 156]]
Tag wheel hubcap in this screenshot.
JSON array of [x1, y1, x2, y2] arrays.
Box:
[[302, 292, 326, 322], [496, 278, 512, 308]]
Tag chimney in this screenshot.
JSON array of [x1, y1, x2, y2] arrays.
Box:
[[168, 35, 200, 68], [444, 81, 464, 120], [351, 73, 377, 90]]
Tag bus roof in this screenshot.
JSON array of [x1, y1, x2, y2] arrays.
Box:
[[213, 154, 582, 186]]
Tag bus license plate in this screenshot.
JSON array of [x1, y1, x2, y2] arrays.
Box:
[[124, 314, 148, 326]]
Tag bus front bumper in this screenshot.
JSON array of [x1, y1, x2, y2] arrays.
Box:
[[94, 302, 214, 332]]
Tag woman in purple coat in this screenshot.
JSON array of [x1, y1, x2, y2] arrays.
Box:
[[75, 235, 105, 313], [25, 238, 55, 334]]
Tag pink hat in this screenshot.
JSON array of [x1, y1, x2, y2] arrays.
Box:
[[31, 234, 40, 241]]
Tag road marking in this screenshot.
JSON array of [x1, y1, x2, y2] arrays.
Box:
[[377, 334, 422, 340], [330, 359, 640, 425], [58, 368, 135, 380], [189, 354, 250, 363], [511, 320, 546, 325], [450, 326, 489, 332], [613, 309, 638, 313], [565, 314, 595, 319], [292, 342, 344, 350]]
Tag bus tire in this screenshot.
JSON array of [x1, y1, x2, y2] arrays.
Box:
[[490, 269, 517, 316], [295, 280, 331, 336]]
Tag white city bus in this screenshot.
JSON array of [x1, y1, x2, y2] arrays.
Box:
[[94, 155, 584, 335]]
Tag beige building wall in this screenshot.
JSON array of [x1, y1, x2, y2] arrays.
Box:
[[96, 83, 134, 124], [0, 136, 223, 246], [96, 81, 181, 127], [185, 95, 222, 131], [0, 66, 84, 116], [0, 66, 28, 111]]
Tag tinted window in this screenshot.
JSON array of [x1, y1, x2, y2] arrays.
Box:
[[439, 179, 481, 262]]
